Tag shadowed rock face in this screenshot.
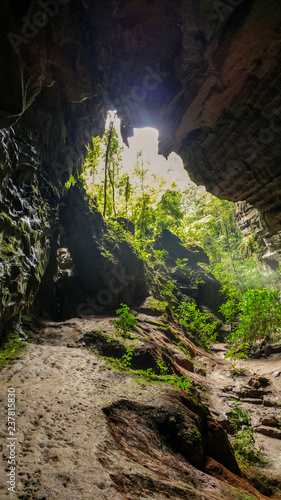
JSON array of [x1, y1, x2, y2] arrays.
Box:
[[1, 0, 281, 332]]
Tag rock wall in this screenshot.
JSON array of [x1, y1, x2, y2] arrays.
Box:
[[235, 201, 281, 269], [1, 0, 281, 334], [0, 124, 56, 337]]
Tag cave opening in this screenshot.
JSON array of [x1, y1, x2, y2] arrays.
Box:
[[50, 108, 281, 326], [1, 3, 281, 495]]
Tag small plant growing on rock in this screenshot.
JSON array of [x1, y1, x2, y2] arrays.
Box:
[[163, 281, 177, 297], [226, 351, 248, 376], [221, 287, 281, 354], [175, 258, 189, 269], [162, 373, 198, 394], [228, 399, 251, 430], [174, 301, 218, 348], [121, 348, 133, 368], [228, 399, 266, 465], [156, 359, 168, 375], [112, 303, 139, 338], [154, 249, 168, 262]]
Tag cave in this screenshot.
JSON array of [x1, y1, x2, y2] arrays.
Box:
[[1, 1, 281, 498], [1, 0, 281, 335]]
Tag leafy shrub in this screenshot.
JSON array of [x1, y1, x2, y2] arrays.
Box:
[[175, 258, 189, 269], [163, 281, 177, 297], [174, 301, 218, 347], [156, 359, 168, 375], [228, 399, 251, 430], [154, 249, 168, 262], [112, 303, 139, 338], [162, 373, 199, 393], [121, 348, 133, 368], [221, 287, 281, 354], [228, 399, 265, 464]]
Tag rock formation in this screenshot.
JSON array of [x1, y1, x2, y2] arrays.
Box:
[[1, 2, 281, 340]]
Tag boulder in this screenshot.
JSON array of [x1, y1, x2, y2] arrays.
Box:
[[58, 183, 148, 318], [154, 229, 209, 266], [153, 229, 223, 315], [206, 417, 240, 475], [256, 426, 281, 439], [248, 376, 270, 388], [173, 352, 194, 372], [261, 416, 280, 427]]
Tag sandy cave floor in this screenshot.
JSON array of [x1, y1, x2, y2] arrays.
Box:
[[0, 315, 280, 500]]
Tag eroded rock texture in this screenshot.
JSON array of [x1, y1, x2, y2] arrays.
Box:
[[235, 201, 281, 268], [1, 0, 281, 332]]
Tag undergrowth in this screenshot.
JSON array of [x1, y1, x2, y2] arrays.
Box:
[[0, 334, 26, 369], [228, 399, 266, 465]]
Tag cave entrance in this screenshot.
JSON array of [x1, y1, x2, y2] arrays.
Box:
[[51, 109, 281, 326], [81, 110, 200, 232], [111, 113, 191, 191]]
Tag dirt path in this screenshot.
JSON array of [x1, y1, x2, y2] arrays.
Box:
[[203, 345, 281, 487], [0, 317, 280, 499]]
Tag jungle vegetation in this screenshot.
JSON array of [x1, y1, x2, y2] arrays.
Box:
[[71, 116, 281, 356]]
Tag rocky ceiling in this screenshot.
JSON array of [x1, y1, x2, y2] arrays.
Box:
[[1, 0, 281, 333], [2, 0, 281, 224]]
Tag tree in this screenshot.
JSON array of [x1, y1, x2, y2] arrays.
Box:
[[221, 288, 281, 353], [82, 114, 123, 218], [155, 189, 184, 232], [132, 151, 157, 238]]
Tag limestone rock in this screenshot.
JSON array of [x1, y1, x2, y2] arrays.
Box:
[[114, 217, 135, 235], [261, 416, 280, 428], [173, 352, 194, 373], [57, 182, 148, 318], [248, 376, 270, 389], [1, 0, 281, 334], [154, 229, 209, 266], [154, 229, 223, 315], [206, 416, 240, 475], [256, 426, 281, 439]]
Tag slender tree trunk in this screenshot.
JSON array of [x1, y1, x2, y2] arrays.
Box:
[[109, 164, 117, 217], [125, 175, 130, 218], [103, 120, 114, 218]]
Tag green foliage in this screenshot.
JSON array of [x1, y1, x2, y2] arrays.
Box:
[[81, 118, 281, 364], [175, 258, 189, 269], [0, 334, 26, 368], [228, 359, 247, 377], [112, 303, 139, 338], [162, 373, 199, 393], [65, 174, 76, 189], [228, 399, 266, 465], [82, 115, 124, 218], [228, 399, 251, 430], [121, 347, 133, 368], [219, 284, 240, 327], [154, 249, 168, 262], [221, 287, 281, 354], [162, 281, 177, 297], [156, 359, 168, 375], [154, 190, 184, 233], [174, 301, 218, 347], [233, 427, 265, 465]]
